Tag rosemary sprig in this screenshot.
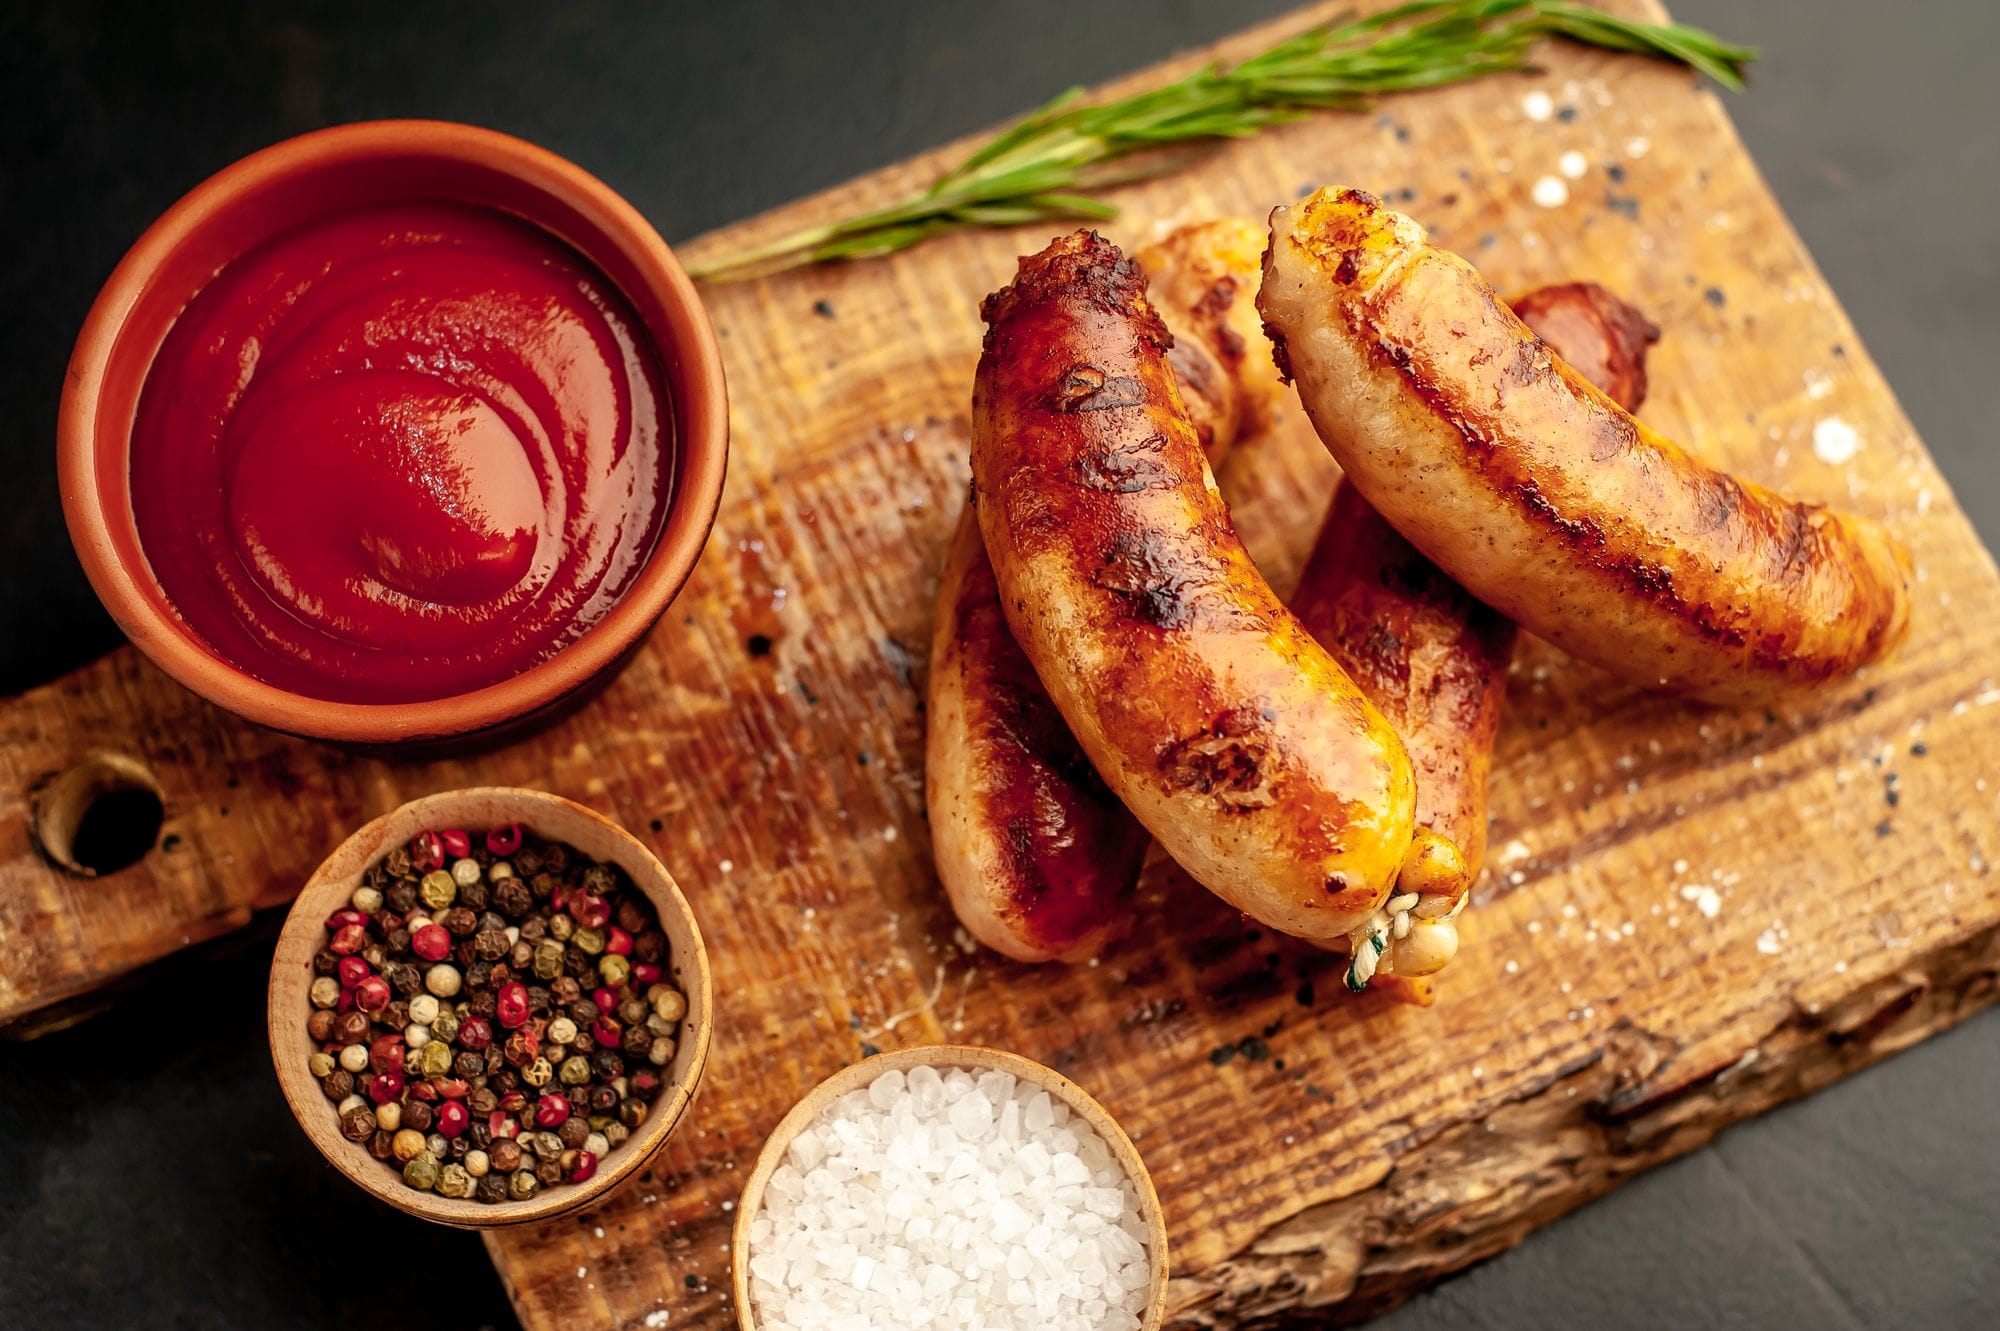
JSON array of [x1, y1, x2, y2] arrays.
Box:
[[687, 1, 1755, 283]]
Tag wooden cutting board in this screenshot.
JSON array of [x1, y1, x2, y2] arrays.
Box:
[[4, 1, 1997, 1325]]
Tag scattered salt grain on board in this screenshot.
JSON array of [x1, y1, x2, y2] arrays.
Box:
[[1557, 150, 1589, 179], [1814, 417, 1861, 465], [1522, 89, 1554, 121], [746, 1064, 1152, 1331], [1531, 175, 1569, 208]]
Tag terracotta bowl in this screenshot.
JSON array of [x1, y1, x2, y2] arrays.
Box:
[[731, 1044, 1170, 1329], [59, 120, 728, 745], [268, 787, 713, 1228]]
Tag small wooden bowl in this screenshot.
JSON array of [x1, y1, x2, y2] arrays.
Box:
[[731, 1044, 1169, 1330], [268, 787, 712, 1228]]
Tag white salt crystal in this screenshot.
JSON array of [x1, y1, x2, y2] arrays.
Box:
[[746, 1064, 1152, 1330]]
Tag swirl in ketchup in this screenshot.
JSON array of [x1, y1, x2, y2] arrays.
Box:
[[130, 201, 673, 704]]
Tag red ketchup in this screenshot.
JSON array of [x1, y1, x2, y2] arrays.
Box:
[[129, 202, 673, 703]]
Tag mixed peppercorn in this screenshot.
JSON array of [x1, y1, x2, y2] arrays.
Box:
[[305, 824, 685, 1203]]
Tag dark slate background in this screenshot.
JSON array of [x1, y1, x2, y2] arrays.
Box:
[[1, 2, 1994, 1327]]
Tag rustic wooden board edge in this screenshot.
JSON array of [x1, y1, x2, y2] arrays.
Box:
[[1164, 922, 2000, 1326]]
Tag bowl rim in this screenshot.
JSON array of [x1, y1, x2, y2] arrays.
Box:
[[729, 1043, 1170, 1330], [266, 786, 714, 1228], [58, 118, 728, 744]]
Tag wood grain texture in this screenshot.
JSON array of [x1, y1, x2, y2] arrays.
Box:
[[1, 2, 1996, 1326]]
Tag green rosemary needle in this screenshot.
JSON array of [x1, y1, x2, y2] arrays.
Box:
[[687, 1, 1754, 283]]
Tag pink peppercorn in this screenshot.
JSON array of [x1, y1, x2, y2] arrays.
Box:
[[324, 908, 366, 932], [485, 823, 523, 856], [605, 927, 633, 956], [411, 923, 452, 962], [495, 982, 530, 1029], [534, 1094, 571, 1129], [337, 956, 372, 989], [353, 976, 392, 1012], [366, 1068, 405, 1104], [631, 963, 660, 985], [438, 828, 472, 859], [488, 1110, 519, 1139], [591, 987, 618, 1014], [368, 1035, 405, 1075], [571, 894, 610, 930], [498, 1089, 528, 1115], [436, 1100, 470, 1138], [432, 1077, 470, 1099], [549, 884, 569, 912], [410, 831, 444, 872], [569, 1151, 598, 1183], [592, 1018, 622, 1049], [456, 1015, 493, 1051], [328, 923, 368, 956]]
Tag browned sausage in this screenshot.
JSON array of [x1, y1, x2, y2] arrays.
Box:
[[925, 221, 1276, 962], [971, 230, 1429, 947], [1260, 187, 1911, 705], [1511, 281, 1658, 414]]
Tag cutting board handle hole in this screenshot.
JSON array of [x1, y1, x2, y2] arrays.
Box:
[[30, 752, 164, 878]]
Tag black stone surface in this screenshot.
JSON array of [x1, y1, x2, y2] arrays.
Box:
[[1, 2, 1993, 1327]]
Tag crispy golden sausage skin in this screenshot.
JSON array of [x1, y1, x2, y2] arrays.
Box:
[[1291, 486, 1514, 875], [1260, 187, 1912, 705], [926, 221, 1278, 963], [972, 230, 1415, 943]]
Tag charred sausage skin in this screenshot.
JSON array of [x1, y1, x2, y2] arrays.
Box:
[[1260, 187, 1911, 705], [972, 230, 1416, 945]]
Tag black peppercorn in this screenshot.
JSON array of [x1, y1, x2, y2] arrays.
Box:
[[467, 989, 498, 1019], [476, 1174, 508, 1204], [494, 880, 532, 917], [550, 976, 581, 1005], [557, 1116, 589, 1149], [340, 1105, 376, 1142], [593, 1049, 625, 1081], [321, 1069, 354, 1101], [618, 996, 647, 1027], [589, 1085, 618, 1114], [633, 932, 665, 964], [449, 1136, 471, 1160], [617, 1097, 647, 1128], [307, 1009, 337, 1043], [402, 1100, 434, 1133], [384, 847, 413, 877], [312, 950, 339, 977], [622, 1024, 652, 1058], [458, 879, 489, 912], [382, 1000, 411, 1031], [512, 848, 545, 877], [470, 1122, 493, 1149], [442, 906, 478, 936], [489, 1138, 523, 1173], [542, 845, 569, 873], [519, 917, 547, 944], [334, 1010, 371, 1045], [580, 864, 613, 895], [509, 941, 535, 971], [390, 963, 424, 996], [385, 879, 417, 914], [473, 930, 509, 962], [616, 897, 647, 933], [526, 986, 553, 1016], [569, 1000, 598, 1027], [469, 1087, 498, 1115], [535, 1158, 564, 1187]]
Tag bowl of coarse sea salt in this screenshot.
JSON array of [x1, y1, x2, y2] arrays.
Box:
[[732, 1044, 1168, 1331]]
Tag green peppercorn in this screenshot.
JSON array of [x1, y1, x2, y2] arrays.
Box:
[[603, 1122, 629, 1149], [426, 1132, 449, 1160], [464, 1148, 490, 1178], [558, 1055, 591, 1086], [597, 954, 630, 986], [572, 926, 605, 956], [522, 1056, 554, 1088], [546, 1016, 578, 1045], [507, 1169, 539, 1201], [351, 885, 383, 914], [450, 857, 482, 888], [403, 1153, 442, 1192], [431, 1009, 461, 1044], [420, 1041, 453, 1077], [419, 870, 457, 911], [309, 976, 341, 1009], [530, 1130, 562, 1160], [532, 940, 564, 981], [547, 913, 575, 943], [308, 1051, 337, 1079], [436, 1163, 474, 1199]]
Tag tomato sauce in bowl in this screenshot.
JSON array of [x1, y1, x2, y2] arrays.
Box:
[[130, 201, 673, 704]]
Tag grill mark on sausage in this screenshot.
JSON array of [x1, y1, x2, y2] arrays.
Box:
[[1075, 433, 1173, 493], [1047, 362, 1149, 413], [1156, 702, 1277, 810], [1092, 528, 1199, 629]]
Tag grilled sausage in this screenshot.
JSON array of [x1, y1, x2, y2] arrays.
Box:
[[972, 229, 1423, 945], [1260, 187, 1911, 705], [1511, 281, 1658, 414], [926, 221, 1278, 962]]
